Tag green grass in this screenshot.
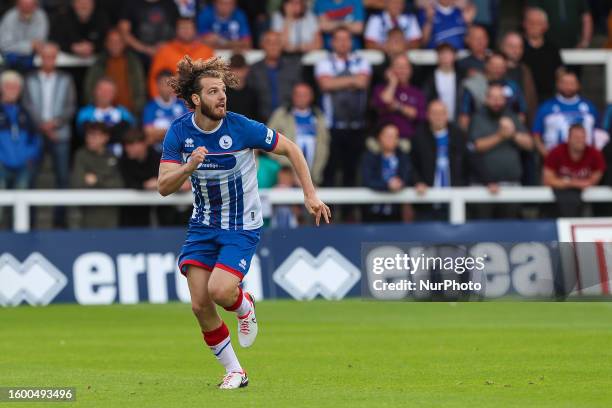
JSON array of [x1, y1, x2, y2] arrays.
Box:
[[1, 301, 612, 407]]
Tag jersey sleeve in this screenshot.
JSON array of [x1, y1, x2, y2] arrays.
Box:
[[161, 125, 182, 163], [240, 116, 279, 152]]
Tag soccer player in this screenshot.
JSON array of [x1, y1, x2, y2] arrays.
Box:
[[157, 56, 331, 389]]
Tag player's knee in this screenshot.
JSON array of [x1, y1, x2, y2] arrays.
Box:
[[207, 282, 235, 306]]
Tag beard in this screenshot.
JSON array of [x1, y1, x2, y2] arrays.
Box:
[[200, 100, 226, 121]]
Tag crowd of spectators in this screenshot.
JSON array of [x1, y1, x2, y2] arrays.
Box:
[[1, 0, 612, 229]]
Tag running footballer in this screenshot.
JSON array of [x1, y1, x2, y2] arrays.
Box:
[[158, 56, 331, 389]]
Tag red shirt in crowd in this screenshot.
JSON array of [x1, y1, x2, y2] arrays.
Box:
[[544, 143, 606, 179]]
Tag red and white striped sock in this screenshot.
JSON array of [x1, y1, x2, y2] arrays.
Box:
[[202, 322, 242, 373], [224, 287, 252, 318]]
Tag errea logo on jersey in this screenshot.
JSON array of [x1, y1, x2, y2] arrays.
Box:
[[185, 138, 194, 148], [219, 135, 233, 149], [265, 129, 273, 144]]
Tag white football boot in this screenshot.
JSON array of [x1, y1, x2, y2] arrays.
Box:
[[218, 370, 248, 389], [237, 292, 258, 348]]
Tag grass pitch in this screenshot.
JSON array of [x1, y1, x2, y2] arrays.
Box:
[[1, 301, 611, 407]]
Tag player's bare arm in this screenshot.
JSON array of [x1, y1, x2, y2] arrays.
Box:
[[158, 146, 208, 196], [271, 134, 331, 226]]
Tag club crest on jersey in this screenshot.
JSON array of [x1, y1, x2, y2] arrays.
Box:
[[185, 138, 194, 148], [219, 135, 233, 149]]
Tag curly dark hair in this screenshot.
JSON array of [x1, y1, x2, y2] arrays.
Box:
[[168, 56, 239, 109]]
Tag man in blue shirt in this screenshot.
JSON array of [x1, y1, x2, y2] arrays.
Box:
[[76, 77, 135, 156], [197, 0, 252, 50], [0, 70, 41, 190], [142, 70, 188, 150], [158, 56, 330, 389], [533, 69, 599, 157]]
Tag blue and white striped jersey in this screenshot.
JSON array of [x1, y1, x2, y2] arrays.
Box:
[[533, 95, 599, 151], [161, 111, 279, 230]]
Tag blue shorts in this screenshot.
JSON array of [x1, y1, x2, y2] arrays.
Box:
[[178, 224, 261, 281]]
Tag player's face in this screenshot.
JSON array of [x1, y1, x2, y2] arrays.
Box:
[[198, 77, 227, 120]]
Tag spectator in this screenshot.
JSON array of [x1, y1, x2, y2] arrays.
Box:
[[411, 100, 471, 195], [500, 31, 538, 125], [23, 42, 76, 190], [268, 83, 330, 185], [361, 124, 413, 222], [365, 0, 421, 50], [372, 54, 426, 139], [469, 84, 534, 218], [0, 70, 41, 190], [543, 124, 605, 217], [458, 53, 527, 130], [119, 129, 162, 226], [76, 77, 135, 156], [315, 26, 371, 187], [0, 0, 48, 71], [271, 0, 322, 53], [314, 0, 364, 50], [197, 0, 252, 50], [70, 122, 123, 229], [420, 0, 473, 50], [118, 0, 179, 60], [532, 69, 599, 157], [148, 17, 214, 97], [522, 7, 563, 104], [423, 43, 462, 121], [457, 25, 489, 78], [225, 54, 259, 119], [246, 31, 302, 122], [411, 100, 473, 220], [270, 166, 301, 229], [142, 70, 188, 149], [83, 29, 146, 116], [50, 0, 111, 58], [527, 0, 593, 49], [371, 27, 408, 87]]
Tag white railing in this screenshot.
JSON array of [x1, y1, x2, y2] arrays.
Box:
[[40, 48, 612, 103], [2, 186, 612, 232]]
